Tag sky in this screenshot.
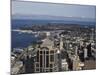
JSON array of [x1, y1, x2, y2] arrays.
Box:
[[12, 1, 96, 19]]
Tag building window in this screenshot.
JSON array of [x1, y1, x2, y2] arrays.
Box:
[[46, 51, 49, 54], [36, 68, 39, 71], [50, 55, 54, 62], [46, 55, 49, 67], [45, 69, 50, 72], [36, 63, 39, 67], [40, 51, 42, 54], [50, 69, 53, 72], [40, 68, 42, 72], [40, 55, 43, 67], [44, 51, 45, 54], [50, 50, 54, 54], [50, 64, 53, 68]]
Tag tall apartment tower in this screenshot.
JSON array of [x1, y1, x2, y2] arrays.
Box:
[[75, 46, 78, 56], [90, 28, 94, 43], [34, 37, 59, 73], [72, 55, 80, 70], [60, 35, 64, 50], [84, 48, 88, 59]]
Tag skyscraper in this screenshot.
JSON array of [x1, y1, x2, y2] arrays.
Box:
[[34, 37, 59, 73]]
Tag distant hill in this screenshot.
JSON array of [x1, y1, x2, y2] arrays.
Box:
[[12, 14, 95, 22]]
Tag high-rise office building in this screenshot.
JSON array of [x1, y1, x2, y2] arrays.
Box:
[[72, 56, 80, 71], [60, 35, 64, 50], [61, 59, 68, 71], [84, 48, 88, 59], [34, 37, 59, 73]]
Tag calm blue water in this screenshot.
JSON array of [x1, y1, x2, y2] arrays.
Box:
[[11, 19, 96, 49], [11, 19, 96, 29], [11, 31, 39, 49]]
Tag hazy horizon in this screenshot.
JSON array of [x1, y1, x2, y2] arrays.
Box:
[[12, 1, 96, 21]]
